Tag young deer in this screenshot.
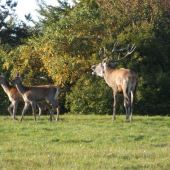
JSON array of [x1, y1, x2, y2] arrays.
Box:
[[0, 72, 52, 120], [10, 74, 60, 122], [91, 42, 138, 120]]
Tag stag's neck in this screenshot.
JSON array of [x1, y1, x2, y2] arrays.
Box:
[[103, 66, 115, 87], [1, 79, 13, 94], [15, 82, 27, 95]]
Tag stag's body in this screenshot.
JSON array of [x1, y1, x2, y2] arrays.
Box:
[[10, 74, 60, 122], [103, 66, 138, 120], [91, 42, 138, 120], [0, 73, 51, 120]]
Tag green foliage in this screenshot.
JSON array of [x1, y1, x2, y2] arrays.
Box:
[[66, 75, 113, 115], [1, 115, 170, 169]]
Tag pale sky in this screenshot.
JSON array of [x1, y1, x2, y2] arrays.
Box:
[[1, 0, 74, 22]]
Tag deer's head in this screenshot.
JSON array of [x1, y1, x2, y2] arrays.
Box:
[[10, 73, 23, 85], [91, 41, 136, 77]]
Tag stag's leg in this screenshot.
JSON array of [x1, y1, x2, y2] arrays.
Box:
[[130, 91, 134, 121], [123, 91, 130, 120], [130, 83, 137, 121], [20, 102, 30, 122], [7, 103, 13, 118], [30, 101, 37, 121], [113, 91, 118, 120], [12, 102, 18, 120], [124, 98, 128, 119]]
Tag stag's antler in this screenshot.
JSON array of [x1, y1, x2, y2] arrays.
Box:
[[99, 48, 104, 59], [105, 41, 127, 57], [99, 41, 127, 60], [109, 44, 136, 63]]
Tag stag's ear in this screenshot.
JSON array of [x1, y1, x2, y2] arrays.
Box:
[[103, 58, 108, 63]]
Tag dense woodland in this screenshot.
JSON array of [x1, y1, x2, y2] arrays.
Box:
[[0, 0, 170, 116]]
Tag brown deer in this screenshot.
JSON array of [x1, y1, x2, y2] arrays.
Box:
[[10, 74, 60, 122], [0, 72, 52, 120], [91, 42, 138, 120]]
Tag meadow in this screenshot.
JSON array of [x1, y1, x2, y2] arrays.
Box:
[[0, 114, 170, 170]]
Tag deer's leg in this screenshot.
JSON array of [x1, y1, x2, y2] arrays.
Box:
[[43, 101, 55, 120], [20, 102, 30, 122], [113, 91, 118, 120], [56, 106, 60, 121], [130, 83, 137, 121], [38, 107, 43, 120], [7, 103, 13, 118], [49, 99, 59, 121], [12, 102, 18, 120], [36, 103, 43, 120], [45, 102, 55, 119], [124, 98, 128, 119], [30, 101, 37, 121], [130, 91, 134, 121], [123, 93, 130, 120]]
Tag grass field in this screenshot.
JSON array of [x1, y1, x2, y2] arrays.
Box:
[[0, 114, 170, 170]]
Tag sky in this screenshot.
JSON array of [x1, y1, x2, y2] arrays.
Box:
[[1, 0, 74, 22]]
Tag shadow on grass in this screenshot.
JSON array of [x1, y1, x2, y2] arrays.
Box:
[[151, 143, 170, 147], [128, 116, 170, 122], [51, 139, 93, 143], [149, 117, 169, 121], [43, 128, 54, 131]]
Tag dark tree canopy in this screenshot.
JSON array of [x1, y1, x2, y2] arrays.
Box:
[[0, 0, 35, 47]]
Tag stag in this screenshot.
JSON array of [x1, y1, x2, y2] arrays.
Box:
[[10, 74, 60, 122], [91, 42, 138, 120], [0, 72, 52, 120]]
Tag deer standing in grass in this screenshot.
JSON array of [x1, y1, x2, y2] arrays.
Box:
[[91, 42, 138, 120], [10, 74, 60, 122], [0, 72, 52, 120]]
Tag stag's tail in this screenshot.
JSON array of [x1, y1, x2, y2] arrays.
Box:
[[131, 75, 138, 102], [133, 81, 138, 99]]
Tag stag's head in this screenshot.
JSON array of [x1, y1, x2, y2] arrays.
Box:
[[91, 41, 136, 77], [10, 73, 23, 85], [91, 63, 106, 77]]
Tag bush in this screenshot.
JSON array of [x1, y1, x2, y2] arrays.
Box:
[[66, 75, 126, 115]]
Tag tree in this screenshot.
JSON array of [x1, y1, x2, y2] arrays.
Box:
[[0, 0, 35, 47]]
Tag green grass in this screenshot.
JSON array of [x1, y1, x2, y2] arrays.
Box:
[[0, 114, 170, 170]]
